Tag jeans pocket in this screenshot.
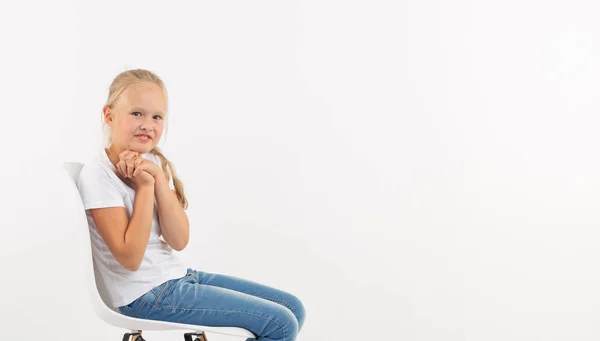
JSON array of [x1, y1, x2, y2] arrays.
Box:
[[118, 295, 146, 318], [161, 277, 191, 309], [118, 304, 134, 316]]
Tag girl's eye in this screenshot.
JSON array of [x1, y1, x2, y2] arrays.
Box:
[[132, 111, 162, 120]]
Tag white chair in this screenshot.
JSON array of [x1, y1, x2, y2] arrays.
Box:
[[63, 162, 256, 341]]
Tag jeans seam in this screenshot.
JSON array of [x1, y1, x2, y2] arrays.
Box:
[[132, 300, 147, 318], [164, 278, 187, 309], [156, 281, 170, 304], [140, 281, 170, 307], [260, 297, 295, 313], [164, 296, 174, 309]]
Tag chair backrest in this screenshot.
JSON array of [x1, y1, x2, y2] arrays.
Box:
[[63, 162, 121, 318]]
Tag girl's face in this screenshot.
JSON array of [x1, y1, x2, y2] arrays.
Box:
[[104, 81, 167, 154]]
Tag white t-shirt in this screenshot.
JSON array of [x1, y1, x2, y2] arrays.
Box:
[[77, 147, 188, 307]]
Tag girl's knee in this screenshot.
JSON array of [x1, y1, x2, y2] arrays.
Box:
[[266, 306, 298, 341], [287, 294, 306, 331], [281, 307, 299, 338]]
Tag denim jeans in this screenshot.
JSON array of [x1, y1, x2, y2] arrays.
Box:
[[118, 268, 306, 341]]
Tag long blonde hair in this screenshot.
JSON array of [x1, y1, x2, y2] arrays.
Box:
[[102, 69, 188, 210]]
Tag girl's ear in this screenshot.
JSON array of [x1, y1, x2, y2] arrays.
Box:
[[103, 106, 113, 125]]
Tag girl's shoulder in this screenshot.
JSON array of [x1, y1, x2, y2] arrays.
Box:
[[79, 150, 115, 180], [78, 149, 121, 189]]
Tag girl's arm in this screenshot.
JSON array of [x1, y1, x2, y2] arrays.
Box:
[[90, 184, 155, 271], [154, 176, 190, 251]]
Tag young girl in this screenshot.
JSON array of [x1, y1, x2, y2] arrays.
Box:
[[77, 69, 306, 341]]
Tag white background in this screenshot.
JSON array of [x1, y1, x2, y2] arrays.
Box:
[[1, 0, 600, 340]]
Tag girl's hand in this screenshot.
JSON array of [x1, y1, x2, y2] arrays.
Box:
[[116, 150, 139, 179], [129, 161, 155, 189], [116, 150, 164, 185]]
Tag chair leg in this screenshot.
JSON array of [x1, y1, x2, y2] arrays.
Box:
[[122, 331, 144, 341], [183, 331, 208, 341]]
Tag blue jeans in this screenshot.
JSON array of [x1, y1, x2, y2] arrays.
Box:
[[118, 268, 306, 341]]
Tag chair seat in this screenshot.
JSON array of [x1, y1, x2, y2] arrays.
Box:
[[98, 304, 255, 337]]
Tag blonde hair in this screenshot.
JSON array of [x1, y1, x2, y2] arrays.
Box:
[[102, 69, 188, 210]]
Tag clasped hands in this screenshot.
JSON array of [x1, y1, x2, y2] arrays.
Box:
[[114, 150, 164, 189]]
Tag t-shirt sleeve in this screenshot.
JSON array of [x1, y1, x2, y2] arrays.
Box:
[[77, 164, 125, 210]]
